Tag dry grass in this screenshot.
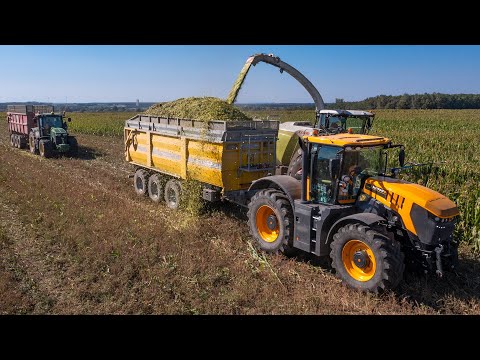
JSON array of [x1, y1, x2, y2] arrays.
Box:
[[1, 120, 480, 314]]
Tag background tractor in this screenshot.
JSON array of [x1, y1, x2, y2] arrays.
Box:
[[7, 105, 78, 158]]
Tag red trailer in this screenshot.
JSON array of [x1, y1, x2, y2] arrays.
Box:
[[7, 105, 53, 148]]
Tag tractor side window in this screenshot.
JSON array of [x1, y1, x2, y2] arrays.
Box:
[[311, 144, 341, 204]]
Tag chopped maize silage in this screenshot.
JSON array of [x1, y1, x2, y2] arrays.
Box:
[[144, 97, 252, 121], [226, 60, 253, 105]]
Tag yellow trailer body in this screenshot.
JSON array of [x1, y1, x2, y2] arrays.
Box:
[[124, 115, 279, 192]]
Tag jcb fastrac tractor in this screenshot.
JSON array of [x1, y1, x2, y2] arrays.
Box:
[[247, 132, 459, 292]]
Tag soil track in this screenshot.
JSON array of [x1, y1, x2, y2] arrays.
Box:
[[1, 127, 480, 314]]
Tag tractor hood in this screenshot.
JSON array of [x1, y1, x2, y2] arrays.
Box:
[[50, 127, 67, 136], [364, 177, 459, 218]]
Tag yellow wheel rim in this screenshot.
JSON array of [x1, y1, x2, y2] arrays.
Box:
[[341, 240, 376, 282], [256, 205, 279, 243]]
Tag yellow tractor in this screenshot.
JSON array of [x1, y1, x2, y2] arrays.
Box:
[[247, 132, 459, 292]]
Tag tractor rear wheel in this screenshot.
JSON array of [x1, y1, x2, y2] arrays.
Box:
[[134, 169, 149, 197], [330, 223, 405, 293], [247, 189, 295, 255], [148, 174, 164, 203], [29, 133, 37, 154], [287, 148, 303, 180], [164, 179, 182, 210], [39, 140, 53, 158]]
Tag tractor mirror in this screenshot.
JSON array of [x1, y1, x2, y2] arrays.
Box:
[[399, 148, 405, 167], [68, 118, 71, 122], [329, 158, 341, 179]]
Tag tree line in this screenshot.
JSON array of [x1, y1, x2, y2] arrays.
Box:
[[329, 93, 480, 110]]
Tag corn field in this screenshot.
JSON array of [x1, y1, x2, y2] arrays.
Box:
[[68, 112, 136, 136]]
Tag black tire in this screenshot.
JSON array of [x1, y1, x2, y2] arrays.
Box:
[[29, 133, 38, 154], [148, 174, 164, 203], [287, 148, 303, 180], [68, 136, 78, 156], [18, 136, 26, 149], [10, 134, 15, 147], [164, 179, 182, 210], [247, 189, 295, 255], [330, 223, 405, 293], [39, 139, 53, 158], [134, 169, 149, 197]]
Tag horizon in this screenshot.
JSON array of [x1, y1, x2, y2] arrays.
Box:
[[4, 92, 480, 106], [1, 45, 480, 103]]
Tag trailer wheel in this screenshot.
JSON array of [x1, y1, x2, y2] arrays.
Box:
[[39, 140, 53, 158], [18, 136, 26, 149], [164, 179, 182, 210], [247, 189, 295, 255], [148, 174, 164, 203], [29, 133, 38, 154], [10, 134, 15, 147], [330, 223, 405, 293], [134, 169, 149, 197]]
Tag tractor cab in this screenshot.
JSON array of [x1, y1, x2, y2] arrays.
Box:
[[37, 113, 66, 137], [307, 133, 391, 205], [315, 110, 374, 135]]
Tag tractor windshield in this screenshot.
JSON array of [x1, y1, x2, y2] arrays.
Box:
[[339, 146, 386, 201], [318, 115, 373, 134], [43, 116, 63, 128]]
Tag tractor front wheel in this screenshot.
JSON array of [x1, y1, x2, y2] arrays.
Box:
[[247, 189, 295, 255], [330, 223, 405, 293], [68, 136, 78, 156]]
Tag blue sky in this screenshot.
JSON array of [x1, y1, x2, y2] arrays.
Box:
[[0, 45, 479, 103]]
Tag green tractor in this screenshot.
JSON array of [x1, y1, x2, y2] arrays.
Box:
[[29, 112, 78, 158]]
